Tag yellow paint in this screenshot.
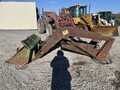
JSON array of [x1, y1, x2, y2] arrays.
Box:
[[62, 30, 69, 35]]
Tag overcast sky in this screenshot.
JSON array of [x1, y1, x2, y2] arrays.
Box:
[[1, 0, 120, 14]]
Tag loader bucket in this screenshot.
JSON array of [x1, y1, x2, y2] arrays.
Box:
[[92, 26, 119, 37], [6, 47, 35, 66], [6, 34, 41, 66]]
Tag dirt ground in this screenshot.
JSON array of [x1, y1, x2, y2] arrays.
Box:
[[0, 28, 120, 90]]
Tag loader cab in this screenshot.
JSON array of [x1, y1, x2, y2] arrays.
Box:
[[98, 11, 112, 22], [69, 4, 87, 17]]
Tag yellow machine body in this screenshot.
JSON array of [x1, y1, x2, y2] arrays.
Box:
[[61, 4, 119, 36]]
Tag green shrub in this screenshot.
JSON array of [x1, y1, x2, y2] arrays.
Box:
[[115, 17, 120, 26]]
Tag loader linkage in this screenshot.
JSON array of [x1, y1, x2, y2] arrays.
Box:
[[6, 26, 114, 66]]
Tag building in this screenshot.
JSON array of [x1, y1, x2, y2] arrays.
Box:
[[0, 2, 37, 30]]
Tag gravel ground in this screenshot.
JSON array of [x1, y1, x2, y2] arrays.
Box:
[[0, 28, 120, 90]]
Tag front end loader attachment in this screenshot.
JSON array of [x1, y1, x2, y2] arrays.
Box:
[[6, 47, 36, 66], [35, 26, 115, 62], [6, 34, 41, 66], [6, 26, 115, 66], [92, 26, 119, 37]]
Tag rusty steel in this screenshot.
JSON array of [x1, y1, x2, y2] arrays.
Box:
[[6, 47, 36, 66], [36, 26, 114, 63], [6, 34, 41, 66], [61, 41, 99, 56], [6, 26, 115, 66], [44, 11, 75, 30]]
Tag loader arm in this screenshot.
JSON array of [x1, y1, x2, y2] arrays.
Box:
[[80, 15, 94, 28], [6, 26, 114, 66], [36, 26, 114, 62]]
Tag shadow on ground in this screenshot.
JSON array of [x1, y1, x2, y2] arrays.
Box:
[[50, 50, 72, 90]]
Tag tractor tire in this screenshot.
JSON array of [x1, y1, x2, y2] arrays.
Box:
[[82, 25, 88, 30], [46, 23, 53, 36], [38, 19, 45, 34]]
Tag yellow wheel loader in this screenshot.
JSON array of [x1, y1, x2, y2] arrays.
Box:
[[61, 4, 119, 36]]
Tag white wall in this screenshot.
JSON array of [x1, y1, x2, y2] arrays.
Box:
[[0, 2, 37, 30]]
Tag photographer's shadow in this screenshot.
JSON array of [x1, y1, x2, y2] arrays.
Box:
[[50, 50, 71, 90]]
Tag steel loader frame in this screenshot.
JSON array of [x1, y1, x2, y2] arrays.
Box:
[[6, 12, 115, 66], [6, 26, 114, 66]]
